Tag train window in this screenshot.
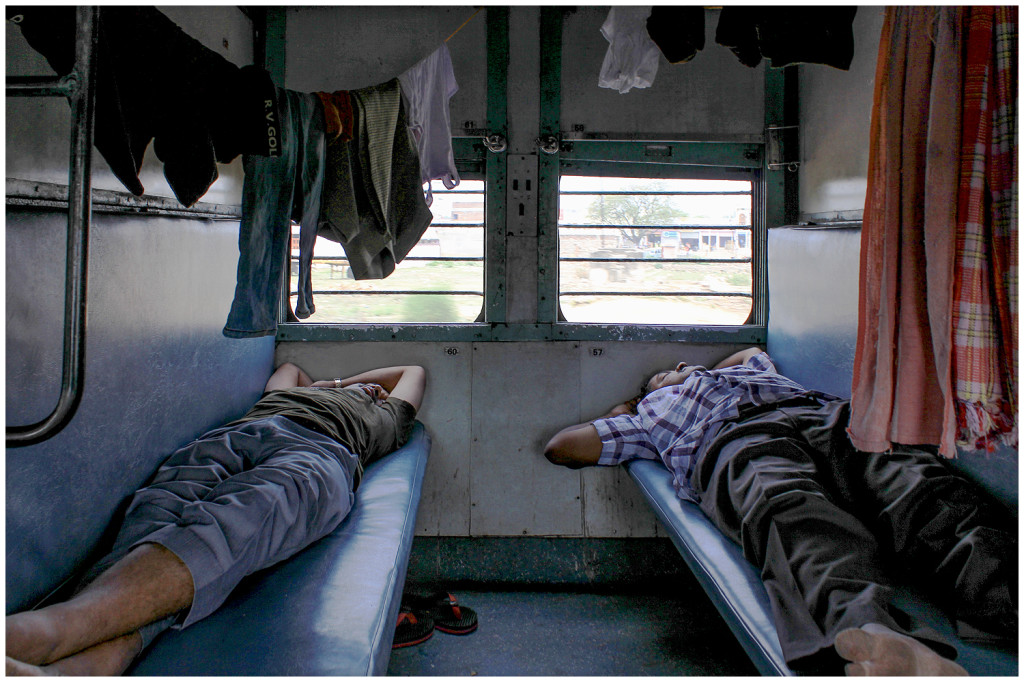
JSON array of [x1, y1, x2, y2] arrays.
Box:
[[557, 175, 753, 325], [288, 180, 485, 324]]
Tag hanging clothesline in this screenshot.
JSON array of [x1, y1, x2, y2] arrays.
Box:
[[446, 6, 482, 43]]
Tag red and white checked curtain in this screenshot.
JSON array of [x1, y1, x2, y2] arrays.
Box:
[[849, 6, 1017, 457]]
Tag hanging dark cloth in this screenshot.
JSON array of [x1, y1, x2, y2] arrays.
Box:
[[7, 6, 280, 207], [645, 6, 706, 65], [715, 7, 858, 70], [645, 7, 857, 70]]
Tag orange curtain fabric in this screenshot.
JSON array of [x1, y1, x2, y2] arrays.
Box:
[[849, 7, 1018, 457]]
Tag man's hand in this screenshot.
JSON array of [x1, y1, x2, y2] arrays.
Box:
[[606, 397, 639, 417]]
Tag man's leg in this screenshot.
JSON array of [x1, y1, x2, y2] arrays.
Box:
[[846, 446, 1017, 641], [7, 417, 354, 674], [692, 409, 957, 674], [7, 633, 142, 676], [6, 543, 192, 670]]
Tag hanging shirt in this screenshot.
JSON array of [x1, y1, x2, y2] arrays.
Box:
[[318, 79, 433, 280], [397, 42, 461, 206], [592, 352, 816, 500], [598, 6, 661, 94]]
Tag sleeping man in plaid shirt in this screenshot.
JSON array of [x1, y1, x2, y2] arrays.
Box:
[[544, 347, 1016, 676]]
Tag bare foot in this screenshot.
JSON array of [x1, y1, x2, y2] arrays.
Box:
[[6, 633, 141, 677], [6, 612, 62, 666], [835, 623, 968, 676], [6, 656, 54, 676]]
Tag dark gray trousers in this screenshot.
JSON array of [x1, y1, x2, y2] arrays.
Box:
[[691, 399, 1016, 673]]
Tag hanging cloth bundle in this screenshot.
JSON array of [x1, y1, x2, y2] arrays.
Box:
[[8, 6, 281, 207]]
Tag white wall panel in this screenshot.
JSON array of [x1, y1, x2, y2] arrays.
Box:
[[275, 340, 755, 539], [469, 342, 583, 536], [560, 7, 764, 138], [798, 7, 883, 218], [284, 6, 486, 135]]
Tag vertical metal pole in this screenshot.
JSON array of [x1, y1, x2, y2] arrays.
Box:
[[484, 7, 509, 324], [7, 6, 98, 446], [536, 7, 562, 324]]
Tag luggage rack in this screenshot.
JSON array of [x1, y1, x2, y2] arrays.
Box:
[[6, 7, 98, 446]]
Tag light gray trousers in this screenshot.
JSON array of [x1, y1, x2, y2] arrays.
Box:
[[82, 415, 357, 648]]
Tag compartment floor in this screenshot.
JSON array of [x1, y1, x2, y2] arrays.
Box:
[[387, 585, 760, 676]]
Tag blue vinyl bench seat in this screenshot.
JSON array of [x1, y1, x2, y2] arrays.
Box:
[[627, 457, 1018, 677], [129, 421, 431, 676]]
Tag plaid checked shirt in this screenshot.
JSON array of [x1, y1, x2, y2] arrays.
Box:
[[592, 352, 813, 500]]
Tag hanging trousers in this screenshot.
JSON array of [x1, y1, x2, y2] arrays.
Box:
[[690, 398, 1017, 674]]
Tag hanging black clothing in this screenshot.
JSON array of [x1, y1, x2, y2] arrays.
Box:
[[8, 6, 280, 207], [646, 6, 706, 65], [715, 7, 858, 70]]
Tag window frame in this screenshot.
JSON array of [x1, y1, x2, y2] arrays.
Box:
[[278, 7, 780, 345], [553, 161, 761, 328]]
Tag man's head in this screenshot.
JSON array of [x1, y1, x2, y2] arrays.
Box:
[[643, 362, 705, 397]]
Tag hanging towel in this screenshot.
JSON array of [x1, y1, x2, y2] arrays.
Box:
[[357, 80, 402, 225], [319, 79, 433, 280], [598, 6, 661, 94], [8, 6, 280, 207], [848, 7, 957, 454], [398, 42, 461, 206]]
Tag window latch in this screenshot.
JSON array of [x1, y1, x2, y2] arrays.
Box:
[[482, 133, 507, 154], [536, 134, 560, 155]]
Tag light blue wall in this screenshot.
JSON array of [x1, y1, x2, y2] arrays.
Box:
[[5, 7, 275, 613]]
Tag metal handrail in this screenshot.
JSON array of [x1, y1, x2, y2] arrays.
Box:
[[7, 6, 98, 447]]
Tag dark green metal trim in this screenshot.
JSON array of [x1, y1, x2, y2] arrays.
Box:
[[562, 160, 755, 182], [264, 7, 286, 86], [485, 7, 509, 324], [561, 140, 762, 169], [537, 7, 563, 324], [762, 65, 798, 327], [763, 66, 798, 227], [276, 322, 766, 344]]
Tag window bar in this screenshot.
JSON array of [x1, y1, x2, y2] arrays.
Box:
[[561, 291, 752, 297], [301, 290, 485, 296], [561, 257, 750, 264], [559, 190, 752, 196]]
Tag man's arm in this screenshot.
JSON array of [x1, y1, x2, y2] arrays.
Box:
[[543, 398, 637, 469], [712, 346, 763, 370], [264, 362, 314, 391], [264, 363, 427, 413], [337, 365, 427, 413]]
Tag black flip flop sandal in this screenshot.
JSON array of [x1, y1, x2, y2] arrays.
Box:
[[418, 591, 479, 635], [392, 609, 434, 648]]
